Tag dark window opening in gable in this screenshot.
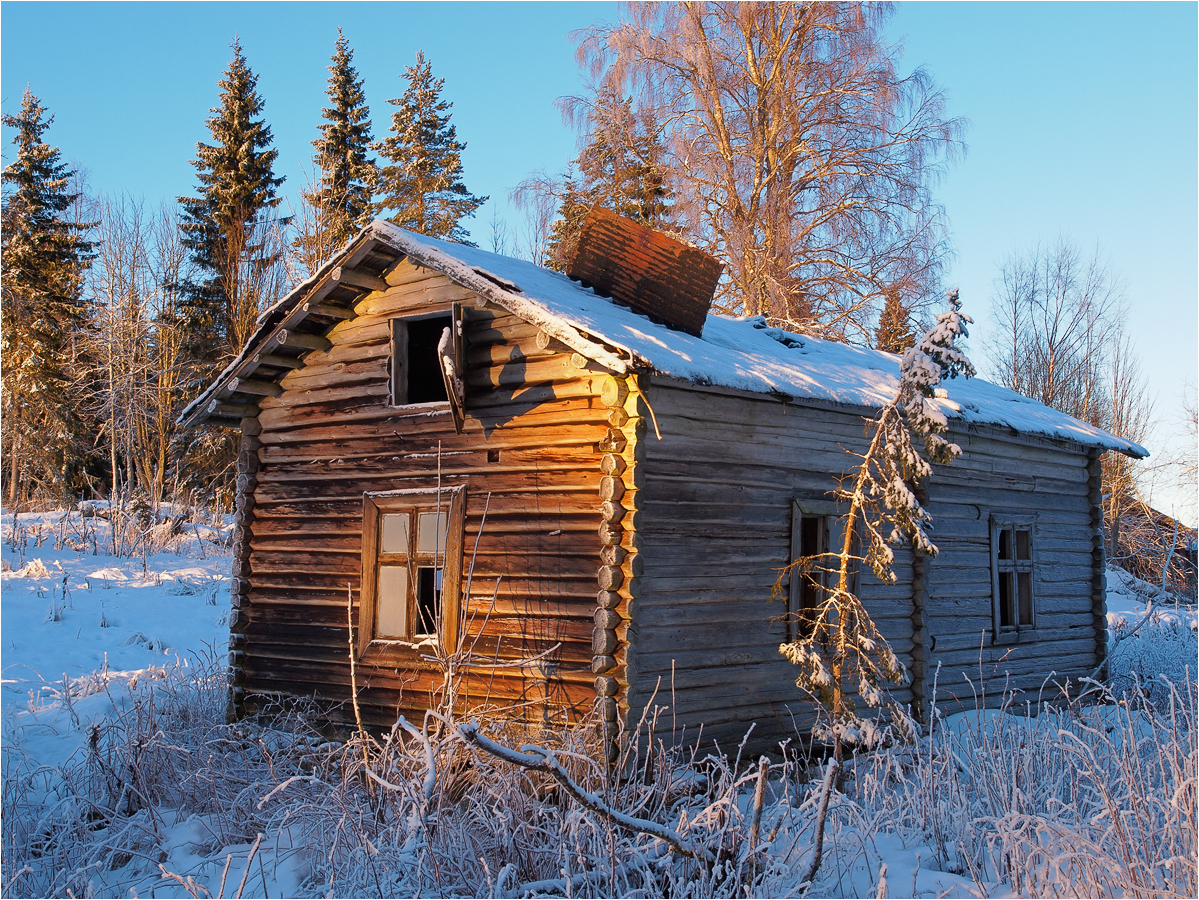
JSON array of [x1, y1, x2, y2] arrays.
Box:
[[391, 314, 452, 405]]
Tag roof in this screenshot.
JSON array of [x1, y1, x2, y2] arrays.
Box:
[[180, 219, 1148, 459]]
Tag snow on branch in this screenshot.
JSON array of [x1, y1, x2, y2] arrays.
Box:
[[779, 289, 974, 750]]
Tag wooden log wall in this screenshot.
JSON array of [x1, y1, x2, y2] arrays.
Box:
[[630, 379, 1102, 747], [630, 381, 917, 751], [236, 261, 609, 729], [1087, 449, 1108, 675], [591, 372, 650, 761], [227, 420, 261, 719], [922, 430, 1102, 711]]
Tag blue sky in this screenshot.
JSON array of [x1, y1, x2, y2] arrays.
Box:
[[3, 2, 1196, 520]]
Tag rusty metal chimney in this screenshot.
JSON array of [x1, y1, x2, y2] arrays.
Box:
[[565, 207, 723, 338]]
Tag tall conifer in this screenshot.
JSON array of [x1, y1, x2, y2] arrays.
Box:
[[1, 89, 96, 502], [875, 289, 916, 354], [178, 39, 284, 371], [305, 29, 376, 253], [374, 52, 485, 244]]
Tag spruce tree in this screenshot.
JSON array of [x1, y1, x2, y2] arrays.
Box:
[[546, 86, 672, 270], [178, 39, 284, 371], [374, 52, 485, 244], [304, 29, 377, 254], [875, 289, 916, 354], [1, 89, 96, 503]]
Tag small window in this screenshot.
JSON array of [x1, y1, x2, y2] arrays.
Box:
[[391, 314, 453, 405], [788, 500, 857, 641], [359, 488, 465, 657], [991, 516, 1036, 643]]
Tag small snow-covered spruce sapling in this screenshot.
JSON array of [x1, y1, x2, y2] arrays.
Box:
[[778, 289, 975, 755]]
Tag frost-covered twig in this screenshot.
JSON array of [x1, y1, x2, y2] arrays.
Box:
[[256, 775, 325, 810], [799, 757, 839, 887], [398, 715, 437, 805], [232, 833, 263, 900], [458, 720, 714, 862]]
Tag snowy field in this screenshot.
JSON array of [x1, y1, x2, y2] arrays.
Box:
[[2, 508, 1195, 898]]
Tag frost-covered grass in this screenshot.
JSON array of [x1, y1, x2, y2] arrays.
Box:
[[1, 512, 1195, 898], [3, 658, 1193, 898], [1105, 564, 1198, 703]]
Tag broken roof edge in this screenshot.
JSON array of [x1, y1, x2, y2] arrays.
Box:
[[364, 220, 639, 375], [176, 230, 388, 429], [176, 219, 1149, 462]]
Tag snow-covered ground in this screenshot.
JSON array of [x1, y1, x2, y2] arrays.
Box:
[[2, 510, 231, 770], [2, 508, 1195, 898]]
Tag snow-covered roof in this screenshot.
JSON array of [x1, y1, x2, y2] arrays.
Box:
[[181, 219, 1147, 459], [366, 221, 1147, 458]]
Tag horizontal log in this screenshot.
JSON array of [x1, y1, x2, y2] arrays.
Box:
[[279, 358, 387, 393], [266, 380, 392, 411], [354, 281, 475, 318], [332, 265, 389, 293], [229, 377, 283, 398], [254, 352, 305, 370], [465, 320, 541, 347], [303, 301, 355, 321], [278, 329, 332, 352], [294, 338, 390, 369], [465, 357, 584, 390], [209, 399, 260, 418]]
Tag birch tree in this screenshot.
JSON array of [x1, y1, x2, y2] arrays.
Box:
[[85, 197, 194, 514], [987, 238, 1124, 422], [572, 2, 962, 341], [987, 238, 1152, 557]]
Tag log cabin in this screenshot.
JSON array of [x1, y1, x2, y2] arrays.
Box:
[[180, 210, 1147, 750]]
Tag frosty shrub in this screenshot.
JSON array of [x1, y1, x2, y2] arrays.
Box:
[[3, 648, 1192, 898], [0, 653, 827, 898], [1108, 616, 1198, 705], [855, 676, 1197, 899]]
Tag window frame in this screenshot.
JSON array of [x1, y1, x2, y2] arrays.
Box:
[[989, 513, 1038, 644], [389, 309, 455, 408], [359, 486, 466, 660], [788, 499, 858, 642]]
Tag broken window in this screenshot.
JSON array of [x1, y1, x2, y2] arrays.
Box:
[[991, 516, 1036, 642], [359, 488, 465, 657], [390, 306, 467, 432], [391, 314, 453, 405]]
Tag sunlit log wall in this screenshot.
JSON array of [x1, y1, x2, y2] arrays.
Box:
[[233, 262, 611, 729]]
